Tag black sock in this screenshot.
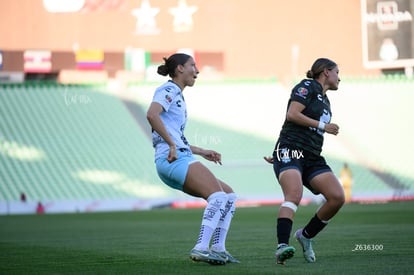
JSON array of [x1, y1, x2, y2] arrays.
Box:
[[277, 218, 293, 245], [302, 214, 327, 239]]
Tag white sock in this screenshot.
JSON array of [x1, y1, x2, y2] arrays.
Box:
[[194, 191, 228, 251], [211, 193, 237, 252]]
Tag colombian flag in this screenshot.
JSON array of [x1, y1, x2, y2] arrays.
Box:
[[75, 49, 104, 70]]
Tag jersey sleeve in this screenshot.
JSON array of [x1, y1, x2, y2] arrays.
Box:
[[152, 85, 177, 112], [290, 80, 314, 107]]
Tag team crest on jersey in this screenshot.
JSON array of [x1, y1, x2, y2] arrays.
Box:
[[295, 87, 308, 98], [165, 94, 172, 103]]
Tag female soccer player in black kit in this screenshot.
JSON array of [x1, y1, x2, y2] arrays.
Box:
[[264, 58, 345, 265]]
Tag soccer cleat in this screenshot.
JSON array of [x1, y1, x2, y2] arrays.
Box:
[[275, 244, 295, 265], [190, 249, 226, 265], [295, 229, 316, 263], [212, 250, 241, 263]]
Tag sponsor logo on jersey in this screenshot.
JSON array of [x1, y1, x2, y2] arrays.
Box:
[[317, 94, 323, 101]]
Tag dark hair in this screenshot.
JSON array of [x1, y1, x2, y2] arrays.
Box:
[[157, 53, 192, 78], [306, 58, 337, 79]]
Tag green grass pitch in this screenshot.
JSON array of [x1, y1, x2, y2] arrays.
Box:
[[1, 201, 413, 274]]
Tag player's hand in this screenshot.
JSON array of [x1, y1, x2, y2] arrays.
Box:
[[167, 146, 178, 163], [263, 156, 274, 164], [201, 149, 222, 165], [324, 123, 340, 135]]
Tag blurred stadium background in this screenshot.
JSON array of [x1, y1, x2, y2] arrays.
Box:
[[0, 0, 413, 214]]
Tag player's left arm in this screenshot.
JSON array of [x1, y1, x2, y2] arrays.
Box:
[[190, 145, 222, 165]]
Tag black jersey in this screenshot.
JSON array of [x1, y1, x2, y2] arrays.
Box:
[[277, 79, 332, 155]]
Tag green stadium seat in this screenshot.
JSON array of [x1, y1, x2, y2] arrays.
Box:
[[1, 80, 413, 205]]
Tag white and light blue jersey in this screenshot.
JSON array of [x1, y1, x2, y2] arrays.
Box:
[[151, 80, 190, 160]]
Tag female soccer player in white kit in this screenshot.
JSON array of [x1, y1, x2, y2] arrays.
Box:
[[147, 53, 239, 265]]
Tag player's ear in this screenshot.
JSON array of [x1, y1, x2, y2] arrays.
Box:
[[177, 64, 185, 74]]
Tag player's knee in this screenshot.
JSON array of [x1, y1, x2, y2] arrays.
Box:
[[327, 191, 345, 208], [284, 194, 302, 206], [337, 193, 345, 207], [281, 201, 298, 212]]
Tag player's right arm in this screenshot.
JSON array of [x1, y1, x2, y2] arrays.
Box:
[[287, 101, 339, 135], [286, 101, 319, 129], [146, 102, 177, 162]]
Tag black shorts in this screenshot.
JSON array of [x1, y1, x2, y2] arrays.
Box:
[[272, 144, 332, 194]]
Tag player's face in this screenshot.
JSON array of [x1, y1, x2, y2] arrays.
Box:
[[181, 57, 199, 87], [327, 66, 340, 90]]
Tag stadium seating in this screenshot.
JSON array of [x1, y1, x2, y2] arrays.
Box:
[[1, 79, 413, 208], [129, 79, 414, 202], [0, 82, 175, 202]]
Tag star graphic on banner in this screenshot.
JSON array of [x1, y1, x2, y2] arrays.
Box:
[[132, 0, 160, 35], [169, 0, 198, 32]]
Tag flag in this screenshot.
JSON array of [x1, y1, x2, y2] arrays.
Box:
[[24, 50, 52, 73], [75, 49, 104, 70]]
